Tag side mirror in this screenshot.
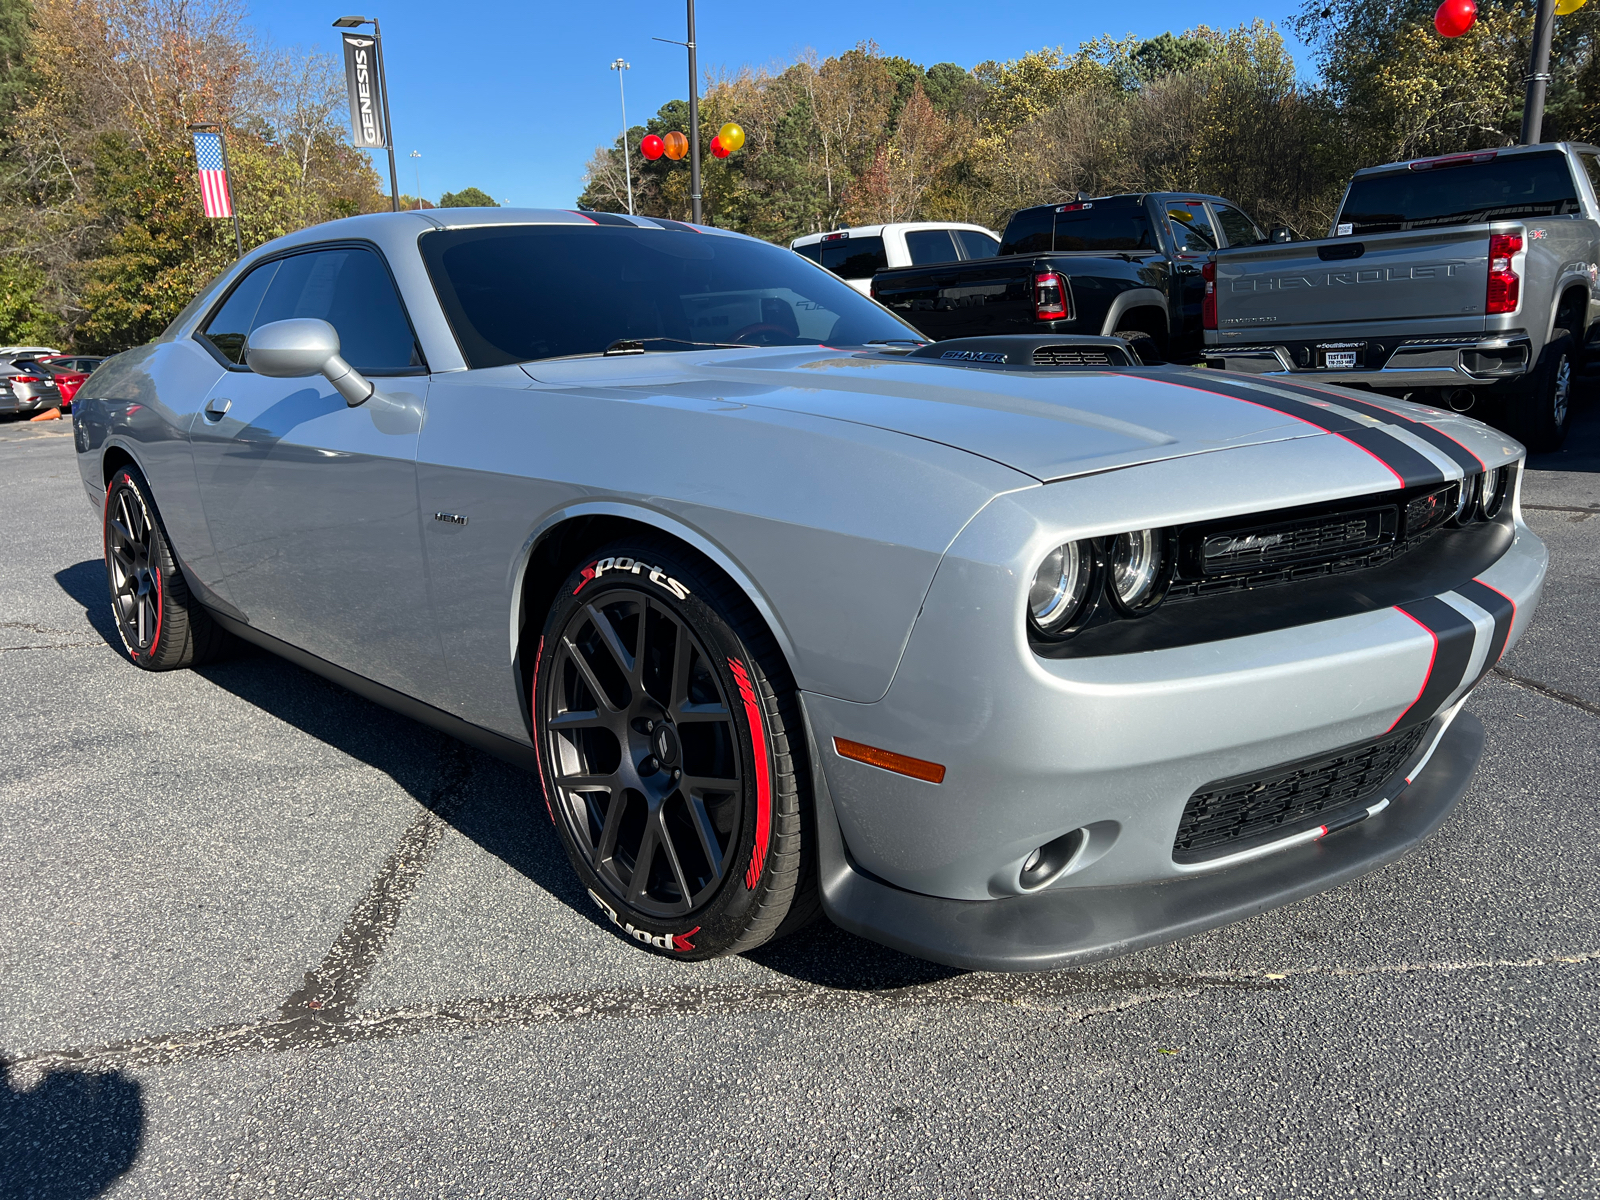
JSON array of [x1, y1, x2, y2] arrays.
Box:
[[1269, 226, 1294, 244], [245, 318, 374, 407]]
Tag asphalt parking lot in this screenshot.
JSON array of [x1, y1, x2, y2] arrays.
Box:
[[1, 398, 1597, 1200]]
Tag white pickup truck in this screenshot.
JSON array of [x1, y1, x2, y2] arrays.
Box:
[[791, 222, 1000, 296], [1204, 142, 1600, 451]]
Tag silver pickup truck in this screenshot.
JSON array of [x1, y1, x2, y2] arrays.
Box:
[[1203, 141, 1600, 450]]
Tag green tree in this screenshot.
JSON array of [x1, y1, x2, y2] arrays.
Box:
[[439, 186, 498, 207]]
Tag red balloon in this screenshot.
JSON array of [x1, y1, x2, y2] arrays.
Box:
[[710, 135, 729, 159], [1435, 0, 1476, 37], [640, 134, 664, 161]]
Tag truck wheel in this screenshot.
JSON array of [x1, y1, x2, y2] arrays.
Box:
[[1507, 329, 1573, 453], [533, 539, 818, 959], [103, 465, 231, 670], [1114, 330, 1164, 365]]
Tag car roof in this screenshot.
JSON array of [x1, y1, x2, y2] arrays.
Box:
[[790, 222, 998, 247], [1352, 141, 1595, 179]]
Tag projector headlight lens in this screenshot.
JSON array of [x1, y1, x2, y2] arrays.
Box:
[[1108, 528, 1167, 613], [1028, 541, 1095, 635]]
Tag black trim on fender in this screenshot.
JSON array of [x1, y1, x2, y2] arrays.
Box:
[[1393, 597, 1478, 731], [1124, 370, 1450, 488], [812, 712, 1484, 973], [205, 608, 540, 773]]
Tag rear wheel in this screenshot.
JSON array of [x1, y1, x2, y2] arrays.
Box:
[[532, 539, 816, 959], [1113, 329, 1164, 365], [103, 465, 229, 670], [1506, 329, 1573, 452]]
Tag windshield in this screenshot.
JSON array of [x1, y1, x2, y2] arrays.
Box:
[[1338, 151, 1580, 234], [420, 224, 921, 368]]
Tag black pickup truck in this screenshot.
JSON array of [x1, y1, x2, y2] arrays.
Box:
[[869, 192, 1277, 362]]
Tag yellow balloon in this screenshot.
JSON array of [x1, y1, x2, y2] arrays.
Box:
[[717, 122, 746, 153], [1557, 0, 1586, 14]]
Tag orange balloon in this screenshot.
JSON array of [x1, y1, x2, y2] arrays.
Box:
[[663, 131, 689, 161]]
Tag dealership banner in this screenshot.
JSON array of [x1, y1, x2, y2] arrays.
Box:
[[341, 33, 388, 149]]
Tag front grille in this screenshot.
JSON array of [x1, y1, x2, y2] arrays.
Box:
[[1032, 345, 1113, 366], [1173, 724, 1429, 863], [1199, 508, 1390, 575]]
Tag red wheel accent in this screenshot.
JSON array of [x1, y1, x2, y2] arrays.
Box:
[[728, 657, 771, 889]]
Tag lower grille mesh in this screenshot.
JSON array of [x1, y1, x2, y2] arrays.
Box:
[[1173, 724, 1429, 863]]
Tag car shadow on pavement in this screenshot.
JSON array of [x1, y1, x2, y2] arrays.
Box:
[[0, 1062, 143, 1200], [51, 561, 119, 648], [1526, 381, 1600, 474], [74, 632, 955, 993]]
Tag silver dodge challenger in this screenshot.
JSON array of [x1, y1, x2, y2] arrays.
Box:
[[72, 209, 1547, 970]]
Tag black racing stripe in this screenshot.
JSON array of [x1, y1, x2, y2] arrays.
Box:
[[1139, 372, 1448, 488], [1455, 579, 1514, 669], [1392, 597, 1478, 731], [1238, 378, 1485, 476]]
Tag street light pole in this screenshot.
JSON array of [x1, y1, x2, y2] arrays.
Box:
[[333, 15, 400, 211], [1521, 0, 1558, 144], [686, 0, 701, 224], [653, 0, 703, 223], [611, 59, 634, 215]]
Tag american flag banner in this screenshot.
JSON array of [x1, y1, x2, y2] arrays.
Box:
[[192, 130, 234, 218]]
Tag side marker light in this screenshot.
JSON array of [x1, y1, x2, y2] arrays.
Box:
[[833, 737, 946, 783]]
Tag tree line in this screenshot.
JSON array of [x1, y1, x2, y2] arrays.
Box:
[[580, 1, 1600, 244]]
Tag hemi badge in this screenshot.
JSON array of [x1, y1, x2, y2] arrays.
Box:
[[434, 512, 468, 526]]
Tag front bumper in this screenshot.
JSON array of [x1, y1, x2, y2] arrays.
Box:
[[815, 711, 1482, 972], [1204, 331, 1532, 390]]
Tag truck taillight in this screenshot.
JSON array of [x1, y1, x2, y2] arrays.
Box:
[[1487, 233, 1522, 315], [1033, 272, 1067, 321], [1201, 262, 1217, 330]]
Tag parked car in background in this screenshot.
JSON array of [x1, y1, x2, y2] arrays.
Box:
[[792, 222, 1000, 295], [0, 345, 60, 358], [37, 356, 105, 407], [1204, 142, 1600, 451], [868, 192, 1275, 363], [0, 358, 65, 416]]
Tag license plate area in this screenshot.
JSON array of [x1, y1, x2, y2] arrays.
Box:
[[1317, 342, 1365, 369]]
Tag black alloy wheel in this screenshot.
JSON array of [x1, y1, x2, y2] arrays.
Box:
[[534, 541, 815, 958], [102, 466, 229, 670]]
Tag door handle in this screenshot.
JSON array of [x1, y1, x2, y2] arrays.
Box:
[[203, 397, 232, 422]]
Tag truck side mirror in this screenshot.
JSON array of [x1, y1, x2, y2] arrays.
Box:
[[245, 318, 375, 408], [1269, 226, 1294, 243]]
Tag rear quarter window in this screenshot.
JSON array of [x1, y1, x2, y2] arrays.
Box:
[[1000, 207, 1053, 255], [819, 237, 887, 279]]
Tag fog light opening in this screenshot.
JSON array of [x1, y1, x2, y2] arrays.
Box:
[[1018, 827, 1089, 892]]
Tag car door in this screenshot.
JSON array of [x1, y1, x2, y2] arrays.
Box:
[[187, 242, 444, 699]]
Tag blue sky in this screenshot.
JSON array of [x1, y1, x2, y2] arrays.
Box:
[[247, 1, 1314, 209]]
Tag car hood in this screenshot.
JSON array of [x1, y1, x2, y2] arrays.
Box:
[[679, 350, 1328, 481]]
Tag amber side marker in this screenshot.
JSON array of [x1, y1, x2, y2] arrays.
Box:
[[832, 737, 946, 784]]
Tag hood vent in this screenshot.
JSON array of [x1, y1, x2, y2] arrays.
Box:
[[902, 335, 1137, 372]]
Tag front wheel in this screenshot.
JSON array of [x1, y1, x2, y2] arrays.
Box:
[[532, 540, 816, 959], [1506, 329, 1573, 453], [103, 465, 229, 669]]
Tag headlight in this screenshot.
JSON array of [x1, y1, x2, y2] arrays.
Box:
[[1107, 528, 1168, 614], [1028, 540, 1097, 636], [1478, 465, 1509, 520]]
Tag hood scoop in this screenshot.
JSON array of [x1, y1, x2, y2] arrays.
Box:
[[904, 335, 1138, 371]]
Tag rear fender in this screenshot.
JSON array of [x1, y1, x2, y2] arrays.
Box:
[[1100, 288, 1169, 338]]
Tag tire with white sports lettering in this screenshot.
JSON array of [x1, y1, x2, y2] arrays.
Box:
[[532, 538, 817, 960]]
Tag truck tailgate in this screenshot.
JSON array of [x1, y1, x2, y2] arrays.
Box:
[[872, 260, 1034, 339], [1214, 228, 1493, 336]]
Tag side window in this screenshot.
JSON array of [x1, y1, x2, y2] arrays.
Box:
[[955, 229, 1000, 259], [904, 228, 958, 265], [819, 237, 887, 280], [198, 262, 279, 364], [252, 247, 423, 374], [999, 207, 1053, 255], [1212, 204, 1266, 247], [1166, 203, 1218, 253], [1580, 154, 1600, 207]]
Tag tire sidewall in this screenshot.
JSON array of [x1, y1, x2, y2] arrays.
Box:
[[533, 543, 778, 960], [103, 467, 170, 667], [1514, 331, 1573, 451]]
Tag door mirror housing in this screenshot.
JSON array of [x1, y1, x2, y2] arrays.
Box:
[[1269, 226, 1294, 243], [245, 318, 375, 407]]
